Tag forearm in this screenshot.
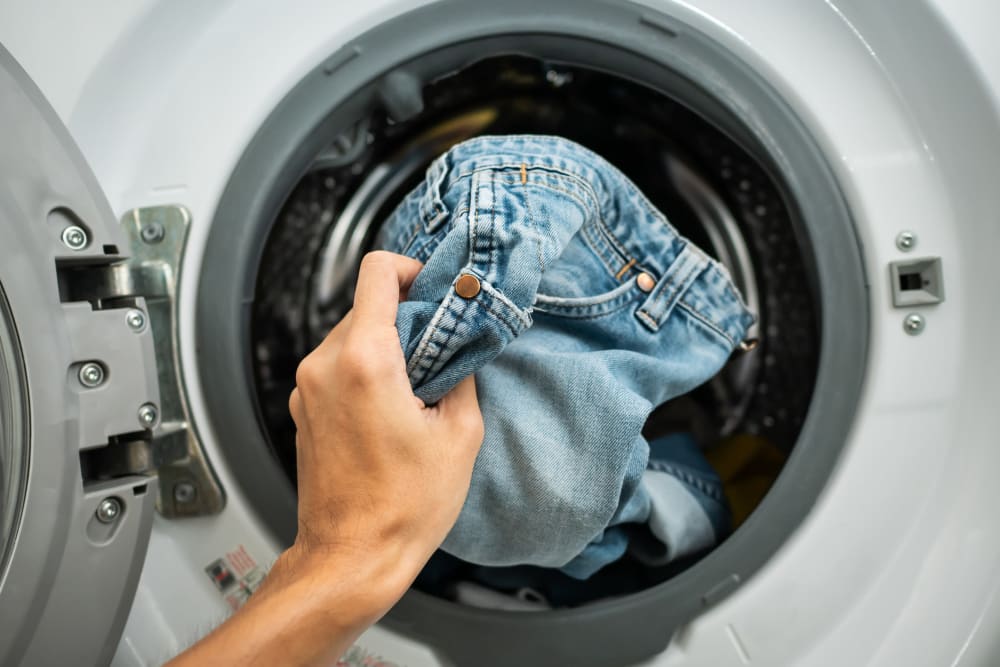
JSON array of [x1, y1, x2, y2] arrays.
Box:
[[166, 544, 419, 667]]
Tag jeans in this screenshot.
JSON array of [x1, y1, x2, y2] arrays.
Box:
[[379, 135, 754, 578]]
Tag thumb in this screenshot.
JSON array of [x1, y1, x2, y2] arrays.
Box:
[[435, 375, 484, 444]]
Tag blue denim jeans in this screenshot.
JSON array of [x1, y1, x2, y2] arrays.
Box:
[[379, 136, 754, 579]]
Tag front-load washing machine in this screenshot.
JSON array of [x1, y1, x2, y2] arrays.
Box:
[[1, 1, 999, 665]]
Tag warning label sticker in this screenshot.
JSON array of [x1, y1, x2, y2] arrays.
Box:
[[336, 645, 400, 667], [204, 544, 266, 612], [204, 546, 404, 666]]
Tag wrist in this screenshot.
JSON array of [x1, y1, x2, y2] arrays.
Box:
[[272, 538, 423, 623]]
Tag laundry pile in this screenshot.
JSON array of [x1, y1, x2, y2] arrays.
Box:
[[379, 135, 754, 584]]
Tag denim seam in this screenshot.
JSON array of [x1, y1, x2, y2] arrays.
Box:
[[408, 229, 446, 262], [480, 279, 533, 331], [468, 172, 489, 277], [398, 220, 425, 256], [636, 309, 659, 330], [581, 219, 626, 279], [675, 301, 738, 348], [533, 281, 641, 318], [482, 299, 528, 337], [406, 293, 469, 383], [646, 460, 725, 502], [462, 166, 642, 282], [420, 154, 450, 233], [458, 164, 602, 209], [533, 294, 640, 321], [520, 178, 545, 272], [413, 321, 459, 382], [444, 150, 664, 270], [498, 165, 638, 269], [407, 283, 530, 388], [489, 173, 598, 224]]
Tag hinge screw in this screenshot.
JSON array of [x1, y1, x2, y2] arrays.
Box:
[[96, 497, 122, 523], [903, 313, 925, 335], [78, 362, 105, 388], [896, 231, 917, 252], [140, 222, 165, 244], [126, 309, 147, 333], [173, 482, 197, 504], [61, 225, 89, 250], [138, 402, 159, 428]]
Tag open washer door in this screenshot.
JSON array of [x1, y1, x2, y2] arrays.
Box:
[[0, 45, 162, 665]]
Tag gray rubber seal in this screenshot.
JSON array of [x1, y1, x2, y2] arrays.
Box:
[[197, 1, 868, 665]]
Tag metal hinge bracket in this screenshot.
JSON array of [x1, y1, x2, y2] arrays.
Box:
[[60, 205, 224, 517]]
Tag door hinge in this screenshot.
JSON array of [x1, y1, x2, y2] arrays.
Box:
[[59, 205, 224, 517]]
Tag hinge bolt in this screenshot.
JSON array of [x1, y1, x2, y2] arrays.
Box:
[[96, 497, 122, 523], [78, 362, 105, 388], [896, 230, 917, 252], [138, 402, 159, 428], [61, 225, 89, 250], [140, 221, 165, 244], [903, 313, 925, 335], [126, 309, 147, 333], [173, 481, 197, 504]]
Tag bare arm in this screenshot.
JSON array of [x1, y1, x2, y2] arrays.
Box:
[[167, 251, 484, 667]]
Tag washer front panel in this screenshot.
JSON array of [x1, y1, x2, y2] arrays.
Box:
[[8, 0, 992, 665]]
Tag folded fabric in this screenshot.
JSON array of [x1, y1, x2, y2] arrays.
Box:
[[378, 135, 754, 578]]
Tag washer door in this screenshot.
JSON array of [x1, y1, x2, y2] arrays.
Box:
[[0, 46, 160, 666]]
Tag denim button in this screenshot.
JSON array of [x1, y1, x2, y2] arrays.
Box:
[[455, 274, 481, 299], [637, 272, 656, 292]]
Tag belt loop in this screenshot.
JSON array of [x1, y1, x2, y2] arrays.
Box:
[[420, 152, 451, 232], [635, 243, 708, 332], [467, 169, 497, 277]]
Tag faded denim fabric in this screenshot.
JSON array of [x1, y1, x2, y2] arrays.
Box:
[[378, 135, 754, 578]]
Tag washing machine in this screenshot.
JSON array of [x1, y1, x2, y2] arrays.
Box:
[[1, 0, 999, 665]]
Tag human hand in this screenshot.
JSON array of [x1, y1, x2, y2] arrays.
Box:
[[286, 250, 484, 601], [167, 252, 483, 667]]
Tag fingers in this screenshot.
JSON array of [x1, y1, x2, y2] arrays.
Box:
[[352, 251, 424, 329]]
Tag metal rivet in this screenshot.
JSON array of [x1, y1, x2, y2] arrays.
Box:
[[96, 497, 122, 524], [903, 313, 925, 335], [140, 222, 165, 244], [637, 273, 656, 292], [125, 309, 147, 332], [173, 482, 197, 504], [896, 230, 917, 252], [739, 338, 760, 352], [455, 274, 481, 299], [138, 402, 159, 428], [61, 225, 88, 250], [78, 362, 105, 388]]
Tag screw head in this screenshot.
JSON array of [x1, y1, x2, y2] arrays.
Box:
[[896, 231, 917, 252], [173, 482, 197, 504], [78, 362, 105, 388], [96, 497, 122, 523], [137, 402, 159, 428], [140, 222, 165, 244], [125, 309, 147, 332], [61, 225, 88, 250], [903, 313, 925, 335]]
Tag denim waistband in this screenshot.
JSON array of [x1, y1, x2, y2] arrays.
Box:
[[413, 135, 751, 346]]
